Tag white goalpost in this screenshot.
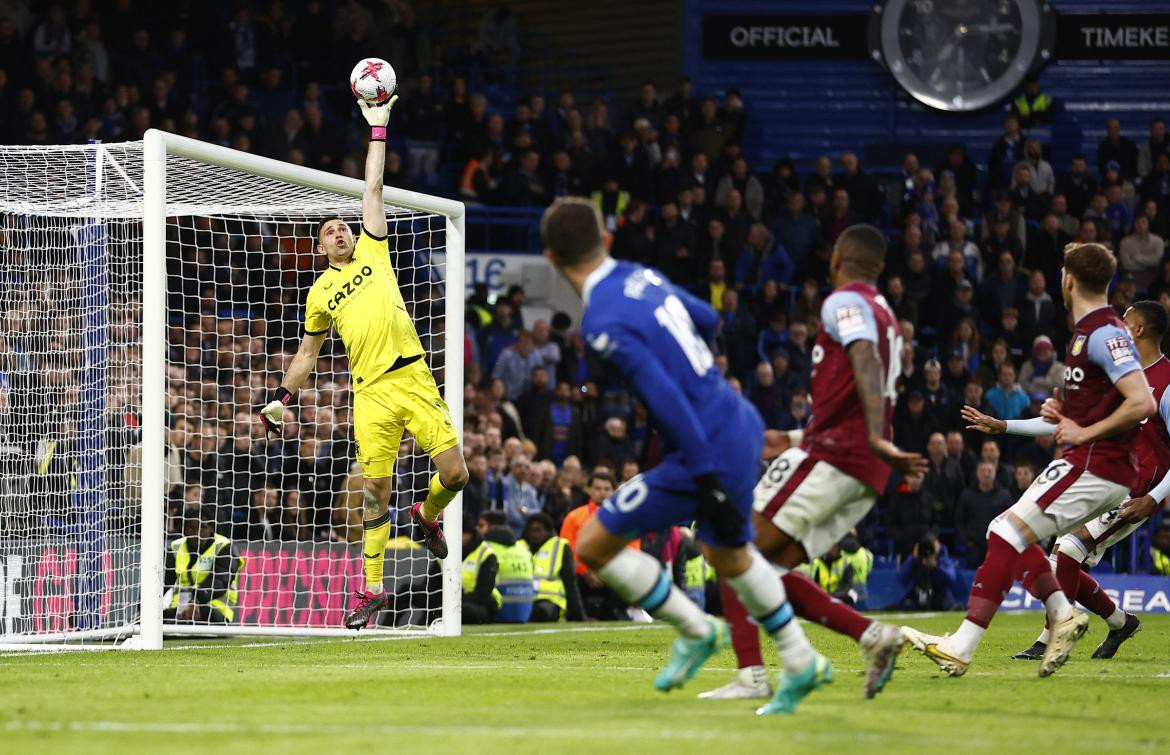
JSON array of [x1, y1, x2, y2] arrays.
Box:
[[0, 130, 464, 650]]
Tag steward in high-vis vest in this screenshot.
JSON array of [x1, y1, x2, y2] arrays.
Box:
[[808, 535, 873, 607], [462, 524, 501, 624], [1011, 76, 1053, 127], [484, 525, 535, 623], [164, 504, 244, 623], [522, 513, 585, 622]]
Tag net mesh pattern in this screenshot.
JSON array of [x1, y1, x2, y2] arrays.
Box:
[[0, 141, 450, 643]]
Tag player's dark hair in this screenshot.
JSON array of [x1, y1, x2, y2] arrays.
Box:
[[587, 471, 616, 488], [478, 510, 507, 527], [1131, 300, 1170, 340], [313, 215, 348, 245], [541, 197, 605, 267], [1062, 242, 1116, 294], [836, 223, 887, 271]]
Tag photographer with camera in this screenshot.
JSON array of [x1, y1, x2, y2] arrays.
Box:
[[892, 531, 958, 611]]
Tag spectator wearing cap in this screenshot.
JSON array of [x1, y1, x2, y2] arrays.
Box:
[[1102, 160, 1138, 210], [943, 348, 974, 398], [985, 362, 1029, 421], [1120, 213, 1164, 291], [1098, 118, 1139, 179], [939, 280, 979, 354]]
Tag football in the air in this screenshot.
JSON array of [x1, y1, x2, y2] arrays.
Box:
[[349, 58, 397, 103]]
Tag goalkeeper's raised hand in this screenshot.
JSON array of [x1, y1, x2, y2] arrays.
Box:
[[259, 387, 293, 440], [358, 95, 398, 127]]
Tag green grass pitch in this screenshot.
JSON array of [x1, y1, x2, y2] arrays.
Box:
[[2, 612, 1168, 754]]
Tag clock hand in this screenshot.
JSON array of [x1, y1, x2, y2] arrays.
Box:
[[966, 23, 1017, 34]]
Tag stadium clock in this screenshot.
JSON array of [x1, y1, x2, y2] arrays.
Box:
[[867, 0, 1056, 112]]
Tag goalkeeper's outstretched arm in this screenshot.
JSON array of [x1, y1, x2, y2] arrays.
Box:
[[359, 97, 398, 239], [259, 332, 326, 438]]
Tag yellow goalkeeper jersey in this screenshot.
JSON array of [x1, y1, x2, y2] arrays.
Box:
[[303, 230, 425, 392]]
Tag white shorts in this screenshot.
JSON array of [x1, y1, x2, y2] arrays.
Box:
[[1058, 505, 1146, 568], [993, 459, 1129, 547], [752, 447, 876, 560]]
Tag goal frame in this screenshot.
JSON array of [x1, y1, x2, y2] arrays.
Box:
[[137, 129, 465, 649]]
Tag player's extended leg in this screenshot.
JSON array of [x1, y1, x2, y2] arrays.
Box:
[[754, 519, 902, 699], [1016, 523, 1141, 660], [411, 445, 469, 559], [574, 515, 727, 691], [903, 507, 1084, 677], [345, 475, 395, 629], [703, 544, 831, 716], [696, 579, 771, 700]]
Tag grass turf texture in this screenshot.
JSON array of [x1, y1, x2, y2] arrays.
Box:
[[1, 612, 1167, 754]]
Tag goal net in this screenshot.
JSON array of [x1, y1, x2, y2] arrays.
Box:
[[0, 133, 464, 650]]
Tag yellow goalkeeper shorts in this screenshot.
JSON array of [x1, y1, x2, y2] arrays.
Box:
[[352, 359, 459, 478]]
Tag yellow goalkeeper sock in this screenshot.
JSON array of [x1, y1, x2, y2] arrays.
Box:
[[362, 510, 391, 593], [420, 473, 458, 522]]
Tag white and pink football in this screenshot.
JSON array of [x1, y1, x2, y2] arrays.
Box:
[[349, 58, 397, 104]]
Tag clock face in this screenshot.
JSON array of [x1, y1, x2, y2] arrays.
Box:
[[873, 0, 1051, 112]]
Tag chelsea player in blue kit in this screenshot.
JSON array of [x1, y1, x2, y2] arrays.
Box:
[[540, 198, 831, 715]]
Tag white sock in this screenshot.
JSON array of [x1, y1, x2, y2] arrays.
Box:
[[1105, 608, 1127, 630], [597, 549, 709, 639], [1044, 590, 1073, 624], [858, 621, 884, 649], [1037, 627, 1051, 644], [948, 619, 986, 660], [739, 665, 768, 687], [366, 583, 385, 595], [726, 549, 814, 673]]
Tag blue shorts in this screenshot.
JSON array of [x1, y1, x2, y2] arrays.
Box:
[[597, 401, 764, 548]]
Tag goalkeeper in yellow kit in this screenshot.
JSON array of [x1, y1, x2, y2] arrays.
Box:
[[258, 94, 468, 629]]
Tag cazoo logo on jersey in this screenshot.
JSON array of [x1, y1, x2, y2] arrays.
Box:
[[327, 266, 374, 311]]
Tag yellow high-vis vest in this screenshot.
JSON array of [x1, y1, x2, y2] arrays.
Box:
[[168, 534, 244, 622], [462, 540, 503, 609], [532, 536, 568, 613]]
